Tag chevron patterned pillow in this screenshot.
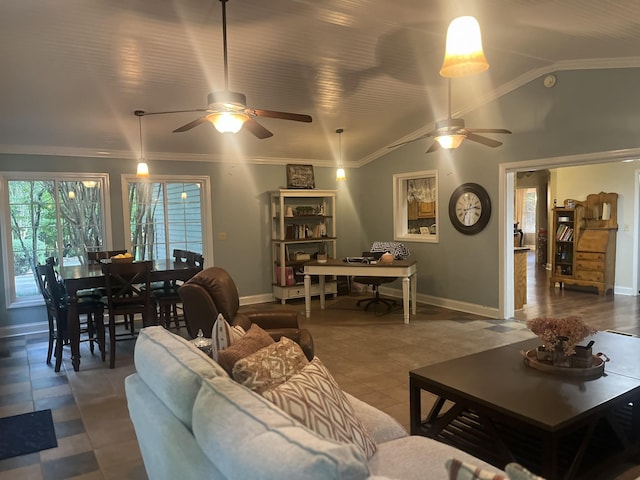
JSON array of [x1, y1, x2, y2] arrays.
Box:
[[262, 357, 377, 459]]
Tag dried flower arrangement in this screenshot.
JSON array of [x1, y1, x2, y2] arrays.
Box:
[[526, 316, 597, 356]]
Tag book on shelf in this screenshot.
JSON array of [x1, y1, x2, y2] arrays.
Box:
[[275, 266, 295, 286], [555, 224, 573, 241]]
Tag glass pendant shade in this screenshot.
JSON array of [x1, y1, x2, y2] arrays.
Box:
[[136, 160, 149, 177], [336, 167, 346, 181], [435, 134, 466, 149], [440, 16, 489, 78], [209, 112, 248, 134]]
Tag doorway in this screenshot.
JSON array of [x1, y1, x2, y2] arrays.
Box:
[[498, 149, 640, 319]]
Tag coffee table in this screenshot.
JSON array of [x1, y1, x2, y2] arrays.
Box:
[[409, 331, 640, 479]]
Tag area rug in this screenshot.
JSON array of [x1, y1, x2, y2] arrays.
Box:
[[0, 409, 57, 460]]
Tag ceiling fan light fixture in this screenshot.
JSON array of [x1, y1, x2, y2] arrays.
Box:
[[82, 180, 98, 188], [435, 134, 466, 149], [208, 112, 248, 133], [440, 16, 489, 78]]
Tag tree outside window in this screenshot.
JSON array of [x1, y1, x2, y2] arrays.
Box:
[[4, 176, 106, 302], [126, 179, 205, 261]]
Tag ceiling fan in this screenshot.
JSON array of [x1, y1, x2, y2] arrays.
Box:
[[140, 0, 312, 139], [388, 79, 511, 153]]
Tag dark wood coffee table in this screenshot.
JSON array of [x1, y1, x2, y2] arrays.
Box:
[[409, 331, 640, 480]]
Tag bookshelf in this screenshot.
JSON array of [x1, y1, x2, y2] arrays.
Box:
[[549, 193, 618, 295], [270, 189, 338, 303]]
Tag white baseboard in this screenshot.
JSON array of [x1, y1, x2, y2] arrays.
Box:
[[0, 321, 49, 338], [379, 286, 501, 319]]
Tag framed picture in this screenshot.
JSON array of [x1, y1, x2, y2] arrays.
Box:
[[393, 170, 439, 243], [286, 164, 315, 189]]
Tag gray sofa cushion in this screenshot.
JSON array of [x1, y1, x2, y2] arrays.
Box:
[[343, 392, 408, 444], [193, 376, 371, 480], [134, 326, 228, 430], [368, 436, 504, 480]]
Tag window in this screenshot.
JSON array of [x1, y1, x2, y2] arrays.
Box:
[[393, 170, 439, 243], [515, 187, 537, 234], [1, 173, 109, 306], [122, 175, 212, 262]]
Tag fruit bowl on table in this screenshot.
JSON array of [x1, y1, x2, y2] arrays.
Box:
[[110, 255, 134, 263]]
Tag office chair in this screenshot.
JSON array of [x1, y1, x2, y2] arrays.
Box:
[[354, 242, 410, 313]]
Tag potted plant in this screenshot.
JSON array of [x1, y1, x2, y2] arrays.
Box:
[[316, 241, 328, 263]]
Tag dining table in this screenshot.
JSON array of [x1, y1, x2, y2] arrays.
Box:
[[59, 258, 202, 371]]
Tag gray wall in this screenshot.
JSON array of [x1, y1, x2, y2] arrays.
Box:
[[2, 67, 640, 329]]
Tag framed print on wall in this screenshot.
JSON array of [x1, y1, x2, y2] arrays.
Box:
[[286, 164, 315, 189], [393, 170, 438, 243]]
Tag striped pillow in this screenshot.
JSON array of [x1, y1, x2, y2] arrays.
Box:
[[446, 459, 507, 480], [211, 314, 245, 361]]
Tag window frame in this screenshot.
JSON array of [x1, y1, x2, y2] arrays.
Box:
[[0, 172, 112, 308], [121, 174, 213, 265], [393, 170, 439, 243]]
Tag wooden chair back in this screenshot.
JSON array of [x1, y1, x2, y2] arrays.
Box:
[[102, 260, 153, 319]]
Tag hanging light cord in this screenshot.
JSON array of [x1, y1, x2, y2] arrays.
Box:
[[336, 128, 344, 164], [138, 115, 144, 159]]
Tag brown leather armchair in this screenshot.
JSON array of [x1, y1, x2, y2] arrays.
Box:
[[178, 267, 314, 360]]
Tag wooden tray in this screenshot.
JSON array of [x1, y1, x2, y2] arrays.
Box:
[[521, 349, 609, 378]]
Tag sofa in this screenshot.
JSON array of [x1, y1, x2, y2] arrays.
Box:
[[125, 326, 506, 479], [179, 266, 314, 360]]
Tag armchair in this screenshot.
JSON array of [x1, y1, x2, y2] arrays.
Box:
[[178, 267, 314, 360]]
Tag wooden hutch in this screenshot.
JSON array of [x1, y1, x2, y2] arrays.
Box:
[[549, 192, 618, 295]]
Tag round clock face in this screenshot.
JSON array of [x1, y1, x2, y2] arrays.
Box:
[[448, 183, 491, 234]]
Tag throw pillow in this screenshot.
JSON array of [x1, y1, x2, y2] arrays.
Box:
[[216, 323, 274, 373], [445, 458, 507, 480], [262, 357, 377, 459], [505, 463, 545, 480], [232, 336, 309, 394], [211, 313, 245, 361]]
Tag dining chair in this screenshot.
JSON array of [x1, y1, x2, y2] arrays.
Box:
[[102, 260, 153, 368], [37, 261, 106, 371], [152, 250, 203, 330]]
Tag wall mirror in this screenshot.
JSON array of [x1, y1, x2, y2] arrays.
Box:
[[393, 170, 438, 243]]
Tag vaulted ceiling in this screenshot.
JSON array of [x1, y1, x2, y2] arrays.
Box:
[[2, 0, 640, 167]]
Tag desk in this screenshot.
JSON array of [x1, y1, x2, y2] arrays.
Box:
[[60, 259, 201, 371], [303, 259, 417, 323]]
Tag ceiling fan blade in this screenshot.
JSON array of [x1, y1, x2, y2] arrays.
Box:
[[243, 118, 273, 139], [426, 141, 442, 153], [139, 108, 209, 117], [173, 116, 209, 133], [252, 109, 312, 123], [466, 128, 512, 134], [465, 132, 503, 148], [388, 132, 434, 149]]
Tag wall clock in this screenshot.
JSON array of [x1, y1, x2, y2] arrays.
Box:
[[448, 183, 491, 235]]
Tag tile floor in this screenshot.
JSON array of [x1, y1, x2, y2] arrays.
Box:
[[1, 280, 639, 479]]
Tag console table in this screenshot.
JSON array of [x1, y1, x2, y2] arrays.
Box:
[[303, 259, 417, 323], [409, 331, 640, 479]]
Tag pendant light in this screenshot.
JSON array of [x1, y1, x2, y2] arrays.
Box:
[[336, 128, 346, 181], [439, 16, 489, 78], [135, 110, 149, 177]]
